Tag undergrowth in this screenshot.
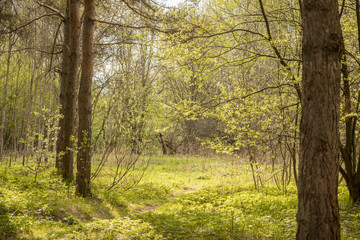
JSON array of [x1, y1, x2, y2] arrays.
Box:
[[0, 155, 359, 239]]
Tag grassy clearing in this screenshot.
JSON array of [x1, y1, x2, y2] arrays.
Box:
[[0, 155, 359, 239]]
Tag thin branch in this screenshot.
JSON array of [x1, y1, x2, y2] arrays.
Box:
[[346, 50, 360, 66], [258, 0, 272, 41], [182, 28, 265, 43], [0, 47, 62, 55], [258, 0, 302, 101], [356, 0, 360, 53], [95, 18, 167, 33], [95, 41, 139, 46], [339, 141, 354, 178], [6, 13, 59, 34], [339, 165, 350, 185], [35, 0, 65, 19], [204, 83, 292, 109], [48, 21, 63, 73], [120, 0, 157, 21], [340, 0, 346, 18], [279, 102, 301, 110]]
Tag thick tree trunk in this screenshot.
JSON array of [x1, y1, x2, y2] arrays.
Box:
[[56, 0, 80, 182], [348, 182, 360, 201], [62, 0, 80, 181], [297, 0, 343, 239], [76, 0, 95, 197]]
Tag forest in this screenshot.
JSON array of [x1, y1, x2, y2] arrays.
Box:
[[0, 0, 360, 239]]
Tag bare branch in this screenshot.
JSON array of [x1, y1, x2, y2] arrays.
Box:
[[35, 0, 65, 19], [0, 47, 62, 55], [258, 0, 302, 101], [203, 83, 293, 109], [182, 28, 265, 43], [120, 0, 157, 21], [95, 18, 167, 33], [7, 13, 59, 34]]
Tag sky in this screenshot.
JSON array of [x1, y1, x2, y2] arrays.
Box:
[[162, 0, 185, 7]]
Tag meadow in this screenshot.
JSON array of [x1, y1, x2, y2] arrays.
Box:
[[0, 155, 359, 239]]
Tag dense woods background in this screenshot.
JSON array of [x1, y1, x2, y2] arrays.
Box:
[[0, 0, 360, 239]]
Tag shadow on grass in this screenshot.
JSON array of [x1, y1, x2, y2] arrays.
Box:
[[0, 202, 17, 239], [133, 184, 298, 240], [138, 210, 249, 240]]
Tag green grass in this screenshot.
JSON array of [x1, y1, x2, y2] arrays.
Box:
[[0, 155, 359, 239]]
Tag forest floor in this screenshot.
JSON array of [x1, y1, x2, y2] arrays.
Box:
[[0, 155, 359, 239]]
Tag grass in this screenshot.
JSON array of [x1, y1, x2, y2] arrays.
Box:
[[0, 155, 359, 239]]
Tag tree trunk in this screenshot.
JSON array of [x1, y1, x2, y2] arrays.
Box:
[[22, 53, 36, 166], [335, 0, 360, 204], [56, 1, 70, 170], [0, 34, 12, 160], [76, 0, 95, 197], [297, 0, 343, 239], [56, 0, 80, 183], [62, 0, 80, 181], [156, 133, 167, 155], [356, 0, 360, 53], [338, 43, 360, 203]]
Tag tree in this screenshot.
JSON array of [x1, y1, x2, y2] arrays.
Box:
[[296, 0, 343, 238], [56, 0, 80, 182], [0, 33, 13, 160], [338, 0, 360, 203], [76, 0, 95, 197]]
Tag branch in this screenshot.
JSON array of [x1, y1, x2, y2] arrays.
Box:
[[120, 0, 157, 21], [35, 0, 65, 19], [203, 83, 292, 109], [234, 47, 301, 62], [0, 47, 62, 55], [356, 0, 360, 52], [182, 28, 265, 43], [340, 0, 346, 18], [95, 41, 146, 46], [346, 50, 360, 67], [258, 0, 272, 41], [339, 165, 350, 185], [258, 0, 302, 101], [7, 13, 59, 34], [95, 18, 168, 33], [48, 21, 63, 74], [279, 102, 300, 110], [339, 141, 354, 178]]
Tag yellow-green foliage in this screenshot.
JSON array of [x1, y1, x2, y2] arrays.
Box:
[[0, 156, 359, 239]]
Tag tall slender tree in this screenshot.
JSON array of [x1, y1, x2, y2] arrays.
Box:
[[0, 33, 13, 160], [338, 0, 360, 203], [56, 1, 70, 170], [297, 0, 343, 238], [76, 0, 95, 197], [56, 0, 80, 182]]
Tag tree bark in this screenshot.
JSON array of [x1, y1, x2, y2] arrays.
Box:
[[22, 52, 36, 166], [62, 0, 80, 181], [296, 0, 343, 239], [56, 1, 70, 170], [0, 33, 12, 160], [338, 46, 360, 203], [56, 0, 80, 183], [76, 0, 95, 197], [157, 133, 167, 155]]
